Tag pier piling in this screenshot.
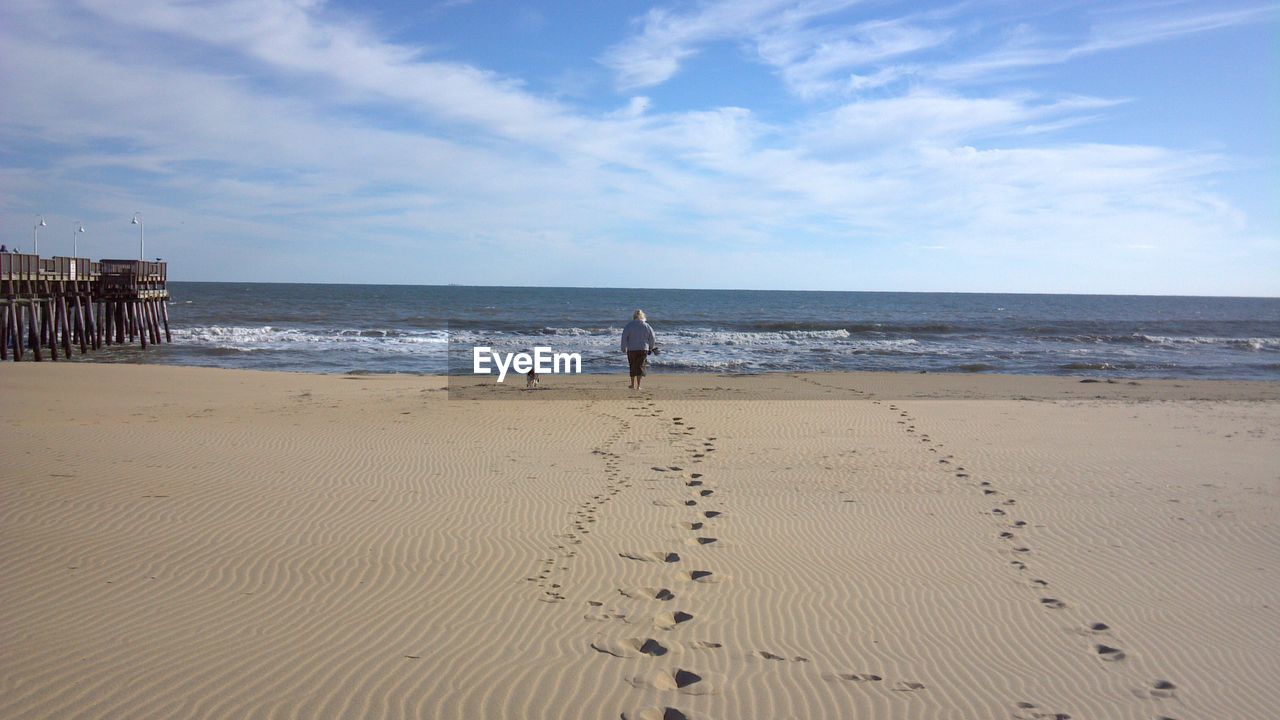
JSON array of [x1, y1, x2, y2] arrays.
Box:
[[1, 254, 171, 362]]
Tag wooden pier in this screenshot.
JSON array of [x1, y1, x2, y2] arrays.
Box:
[[1, 254, 171, 362]]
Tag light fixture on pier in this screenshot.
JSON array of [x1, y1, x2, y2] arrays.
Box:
[[34, 215, 46, 254], [131, 212, 144, 261], [74, 222, 85, 258]]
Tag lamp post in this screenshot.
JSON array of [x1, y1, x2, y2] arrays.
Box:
[[74, 222, 85, 257], [34, 215, 46, 255], [131, 212, 144, 261]]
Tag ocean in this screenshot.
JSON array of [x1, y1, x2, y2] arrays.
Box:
[[74, 283, 1280, 380]]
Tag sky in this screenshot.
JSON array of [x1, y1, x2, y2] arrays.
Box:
[[0, 0, 1276, 295]]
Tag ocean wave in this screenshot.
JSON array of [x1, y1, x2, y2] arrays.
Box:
[[843, 338, 922, 353], [681, 329, 852, 345], [173, 325, 449, 348], [450, 327, 857, 346], [537, 326, 617, 336], [1009, 333, 1280, 351], [1135, 335, 1278, 351], [656, 358, 755, 371]]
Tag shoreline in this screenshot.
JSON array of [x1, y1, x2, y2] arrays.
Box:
[[12, 361, 1280, 401], [3, 362, 1277, 718]]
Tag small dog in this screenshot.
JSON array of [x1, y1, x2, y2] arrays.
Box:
[[526, 368, 539, 389]]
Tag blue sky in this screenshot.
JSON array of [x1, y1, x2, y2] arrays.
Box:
[[0, 0, 1276, 295]]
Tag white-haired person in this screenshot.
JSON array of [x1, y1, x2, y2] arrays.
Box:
[[620, 309, 657, 390]]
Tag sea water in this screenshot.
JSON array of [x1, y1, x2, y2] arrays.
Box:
[[74, 283, 1280, 380]]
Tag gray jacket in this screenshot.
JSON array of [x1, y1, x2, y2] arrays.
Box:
[[621, 319, 656, 352]]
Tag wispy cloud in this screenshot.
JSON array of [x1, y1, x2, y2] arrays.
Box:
[[601, 0, 865, 91], [76, 0, 582, 144], [935, 3, 1279, 82], [603, 0, 1277, 97], [802, 92, 1123, 153], [754, 18, 951, 98]]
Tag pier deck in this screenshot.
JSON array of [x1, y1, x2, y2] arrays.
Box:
[[1, 254, 170, 362]]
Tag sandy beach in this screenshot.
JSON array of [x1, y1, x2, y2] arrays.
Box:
[[2, 364, 1277, 719]]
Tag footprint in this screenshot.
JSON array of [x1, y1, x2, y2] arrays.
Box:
[[678, 522, 704, 531], [653, 610, 695, 630], [702, 511, 724, 519], [1013, 701, 1071, 720], [1149, 679, 1177, 698], [1086, 622, 1110, 633], [891, 680, 926, 692], [685, 537, 718, 546], [621, 587, 676, 601], [757, 650, 786, 661], [829, 672, 882, 682], [1040, 597, 1067, 609], [585, 608, 629, 622], [1095, 644, 1126, 661], [591, 637, 679, 658], [621, 551, 681, 563], [628, 668, 719, 695], [679, 570, 724, 583], [689, 640, 722, 650]]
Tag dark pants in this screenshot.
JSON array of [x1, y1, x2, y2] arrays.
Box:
[[627, 350, 648, 377]]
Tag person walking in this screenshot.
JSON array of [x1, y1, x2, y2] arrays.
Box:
[[621, 309, 657, 390]]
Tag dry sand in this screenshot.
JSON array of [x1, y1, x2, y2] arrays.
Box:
[[2, 364, 1277, 719]]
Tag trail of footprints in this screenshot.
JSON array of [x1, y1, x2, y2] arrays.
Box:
[[585, 399, 925, 720], [553, 384, 1178, 718], [875, 399, 1182, 719], [777, 375, 1180, 716], [588, 400, 726, 718], [528, 410, 633, 603]]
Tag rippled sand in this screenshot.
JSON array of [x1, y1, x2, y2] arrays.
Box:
[[2, 365, 1277, 719]]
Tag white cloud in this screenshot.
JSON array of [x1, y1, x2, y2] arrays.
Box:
[[76, 0, 584, 145], [846, 64, 917, 92], [604, 0, 1277, 100], [935, 3, 1278, 83], [601, 0, 866, 91], [801, 92, 1122, 153], [754, 18, 949, 98]]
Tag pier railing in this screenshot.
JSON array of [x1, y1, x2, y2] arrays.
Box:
[[1, 253, 171, 362]]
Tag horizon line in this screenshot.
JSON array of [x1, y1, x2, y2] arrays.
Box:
[[163, 279, 1280, 301]]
